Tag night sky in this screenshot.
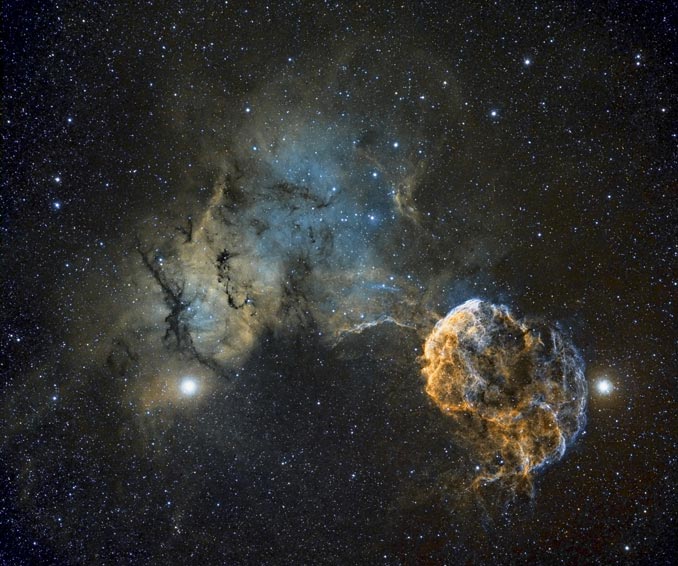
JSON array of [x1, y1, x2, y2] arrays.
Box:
[[2, 2, 676, 564]]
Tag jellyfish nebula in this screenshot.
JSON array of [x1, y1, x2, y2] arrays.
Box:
[[421, 299, 587, 494]]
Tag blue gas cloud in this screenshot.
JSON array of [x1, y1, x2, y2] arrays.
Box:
[[132, 111, 430, 371]]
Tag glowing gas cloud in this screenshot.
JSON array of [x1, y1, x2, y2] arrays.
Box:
[[421, 299, 587, 494]]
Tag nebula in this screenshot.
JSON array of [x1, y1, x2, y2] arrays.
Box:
[[128, 161, 427, 374], [421, 299, 587, 494], [116, 103, 438, 379]]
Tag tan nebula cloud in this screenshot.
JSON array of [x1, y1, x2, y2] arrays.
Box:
[[421, 299, 587, 494]]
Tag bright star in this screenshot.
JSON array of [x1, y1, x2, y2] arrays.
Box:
[[524, 58, 532, 66], [596, 378, 613, 395], [180, 377, 198, 396]]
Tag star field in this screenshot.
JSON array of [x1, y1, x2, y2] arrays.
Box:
[[1, 2, 676, 564]]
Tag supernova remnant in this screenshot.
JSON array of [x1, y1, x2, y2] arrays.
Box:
[[421, 299, 587, 493]]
